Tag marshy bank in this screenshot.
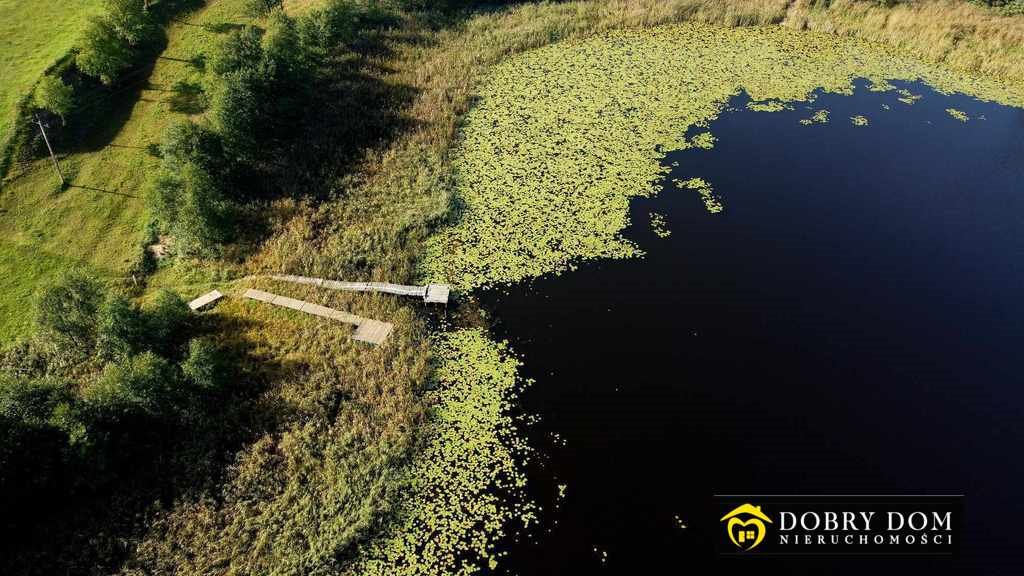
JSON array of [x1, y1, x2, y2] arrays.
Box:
[[3, 1, 1023, 575]]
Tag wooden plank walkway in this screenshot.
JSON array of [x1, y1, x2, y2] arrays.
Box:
[[271, 274, 450, 304], [188, 290, 224, 311], [243, 288, 393, 345]]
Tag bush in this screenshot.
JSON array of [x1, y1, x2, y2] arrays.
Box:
[[35, 271, 105, 359], [34, 76, 75, 125], [86, 352, 178, 419], [146, 290, 192, 358], [181, 338, 227, 392], [245, 0, 283, 18], [0, 375, 76, 431], [95, 296, 146, 363]]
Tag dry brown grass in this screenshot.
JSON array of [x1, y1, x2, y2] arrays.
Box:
[[786, 0, 1024, 85]]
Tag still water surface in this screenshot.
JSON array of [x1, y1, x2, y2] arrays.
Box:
[[480, 80, 1024, 575]]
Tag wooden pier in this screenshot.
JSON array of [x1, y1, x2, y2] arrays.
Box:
[[271, 274, 451, 304], [188, 290, 223, 311], [243, 288, 393, 345]]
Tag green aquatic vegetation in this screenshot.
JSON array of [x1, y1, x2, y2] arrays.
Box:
[[868, 79, 896, 92], [851, 115, 870, 126], [421, 23, 1024, 290], [349, 329, 536, 576], [687, 131, 717, 150], [676, 177, 723, 214], [649, 212, 671, 237], [799, 109, 830, 125], [747, 99, 791, 112], [897, 88, 923, 105], [946, 108, 969, 121]]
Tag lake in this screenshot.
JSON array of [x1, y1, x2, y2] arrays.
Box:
[[479, 79, 1024, 574]]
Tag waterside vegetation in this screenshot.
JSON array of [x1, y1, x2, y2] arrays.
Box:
[[1, 1, 1022, 575]]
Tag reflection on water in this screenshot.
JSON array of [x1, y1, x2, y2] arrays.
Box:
[[481, 80, 1024, 575]]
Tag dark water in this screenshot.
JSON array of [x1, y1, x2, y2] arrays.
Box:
[[481, 80, 1024, 575]]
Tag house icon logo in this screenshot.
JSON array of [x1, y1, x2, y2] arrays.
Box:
[[720, 503, 773, 551]]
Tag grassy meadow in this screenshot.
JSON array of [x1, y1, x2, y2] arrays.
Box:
[[0, 0, 1022, 575], [0, 0, 255, 342], [0, 0, 104, 148]]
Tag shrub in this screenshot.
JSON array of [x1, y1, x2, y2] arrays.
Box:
[[0, 375, 76, 431], [86, 352, 178, 419], [245, 0, 283, 18], [181, 338, 227, 392], [146, 290, 192, 358], [34, 76, 75, 126], [95, 296, 146, 363], [35, 271, 105, 359]]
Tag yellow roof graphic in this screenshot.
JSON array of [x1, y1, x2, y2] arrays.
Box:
[[720, 503, 773, 523]]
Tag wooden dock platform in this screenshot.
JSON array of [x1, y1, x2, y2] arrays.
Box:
[[188, 290, 224, 311], [271, 274, 451, 304], [243, 288, 393, 345]]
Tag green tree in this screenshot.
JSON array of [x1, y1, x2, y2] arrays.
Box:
[[146, 290, 192, 358], [76, 0, 154, 84], [212, 25, 264, 76], [35, 272, 105, 359], [33, 76, 75, 125], [95, 296, 146, 363], [147, 162, 233, 255], [104, 0, 153, 46], [159, 120, 229, 178], [0, 375, 76, 430], [76, 17, 135, 84], [86, 352, 178, 419]]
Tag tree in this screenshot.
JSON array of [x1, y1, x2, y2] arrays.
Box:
[[95, 296, 146, 363], [212, 25, 264, 76], [146, 290, 192, 358], [104, 0, 153, 46], [86, 352, 178, 419], [75, 0, 154, 84], [147, 162, 233, 255], [35, 271, 105, 359], [159, 120, 229, 178], [76, 17, 135, 84], [34, 76, 74, 125], [213, 13, 311, 168]]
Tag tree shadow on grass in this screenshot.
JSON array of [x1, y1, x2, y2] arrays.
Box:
[[167, 81, 208, 114]]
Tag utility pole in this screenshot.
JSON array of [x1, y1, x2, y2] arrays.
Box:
[[33, 113, 64, 186]]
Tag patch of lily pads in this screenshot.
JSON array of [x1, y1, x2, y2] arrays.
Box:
[[349, 330, 536, 576], [421, 23, 1022, 290]]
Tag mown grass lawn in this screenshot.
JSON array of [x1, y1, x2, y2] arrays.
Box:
[[0, 0, 104, 147]]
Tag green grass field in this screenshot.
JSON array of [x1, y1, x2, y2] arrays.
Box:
[[0, 0, 103, 148], [0, 0, 254, 343]]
